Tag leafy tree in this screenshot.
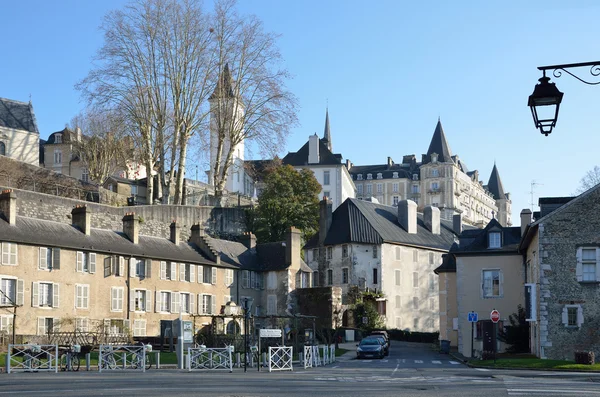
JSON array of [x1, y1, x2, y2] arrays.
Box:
[[253, 165, 320, 243], [576, 165, 600, 194], [498, 305, 530, 353], [353, 301, 384, 331]]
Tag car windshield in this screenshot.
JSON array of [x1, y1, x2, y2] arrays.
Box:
[[360, 339, 380, 346]]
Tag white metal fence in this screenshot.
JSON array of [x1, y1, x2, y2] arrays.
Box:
[[303, 345, 314, 369], [98, 344, 148, 372], [188, 346, 233, 372], [7, 344, 59, 373], [268, 346, 293, 372]]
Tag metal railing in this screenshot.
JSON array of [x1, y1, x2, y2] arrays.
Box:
[[98, 344, 148, 372], [268, 346, 293, 372], [187, 346, 233, 372], [7, 344, 59, 373]]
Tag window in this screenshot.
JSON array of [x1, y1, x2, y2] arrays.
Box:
[[323, 171, 330, 185], [395, 247, 401, 260], [376, 183, 382, 193], [488, 232, 501, 248], [180, 293, 191, 314], [395, 295, 401, 309], [377, 173, 382, 179], [413, 296, 418, 310], [342, 268, 348, 284], [323, 191, 330, 199], [393, 183, 399, 193], [55, 134, 62, 144], [563, 305, 583, 327], [134, 258, 149, 278], [225, 269, 234, 286], [357, 185, 363, 195], [75, 318, 89, 333], [39, 247, 60, 270], [76, 252, 96, 274], [133, 289, 147, 312], [366, 184, 372, 195], [105, 319, 128, 336], [54, 150, 62, 164], [160, 261, 177, 280], [372, 245, 377, 259], [342, 244, 348, 258], [395, 270, 401, 286], [179, 263, 194, 282], [327, 247, 333, 260], [75, 284, 89, 309], [0, 277, 22, 306], [373, 268, 378, 284], [431, 169, 439, 177], [31, 282, 58, 308], [133, 319, 146, 337], [313, 271, 319, 287], [267, 295, 277, 315], [111, 287, 124, 312], [367, 173, 372, 180], [267, 272, 277, 289], [429, 274, 435, 291], [482, 269, 502, 298], [413, 250, 418, 262], [393, 196, 399, 206], [299, 271, 309, 288], [411, 185, 419, 193], [412, 174, 418, 181], [413, 272, 418, 288], [429, 252, 435, 265], [431, 182, 439, 191], [396, 317, 401, 329], [327, 269, 333, 285], [81, 168, 89, 183], [201, 294, 216, 314], [131, 185, 138, 196], [577, 247, 599, 282], [0, 142, 5, 156], [313, 249, 318, 261], [203, 266, 217, 285], [160, 291, 171, 312], [357, 174, 363, 180], [38, 317, 59, 335], [1, 242, 17, 265], [242, 270, 250, 288]]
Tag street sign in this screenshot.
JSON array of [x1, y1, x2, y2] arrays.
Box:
[[490, 309, 500, 323], [468, 311, 478, 322], [260, 328, 282, 338]]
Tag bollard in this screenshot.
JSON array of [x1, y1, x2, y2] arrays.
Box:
[[299, 352, 303, 365], [123, 352, 127, 369], [236, 352, 241, 368], [250, 353, 254, 368], [262, 352, 267, 368], [156, 352, 160, 369], [86, 353, 91, 371]]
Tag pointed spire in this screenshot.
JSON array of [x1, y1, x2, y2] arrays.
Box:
[[487, 163, 506, 200], [209, 63, 235, 100], [322, 108, 332, 151], [425, 119, 452, 163]]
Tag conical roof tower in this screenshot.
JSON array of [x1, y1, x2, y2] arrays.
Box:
[[487, 162, 506, 200], [425, 119, 452, 163], [322, 108, 332, 151]]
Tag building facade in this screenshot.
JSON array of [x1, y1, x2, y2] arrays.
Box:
[[0, 97, 40, 167]]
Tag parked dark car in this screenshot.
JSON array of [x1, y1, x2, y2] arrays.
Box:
[[356, 338, 385, 359], [369, 334, 389, 356]]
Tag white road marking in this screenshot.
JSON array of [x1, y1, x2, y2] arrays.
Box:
[[475, 368, 490, 371], [401, 359, 406, 363], [392, 364, 399, 376], [449, 361, 460, 365], [432, 360, 442, 364], [507, 390, 600, 395], [414, 360, 423, 364], [332, 366, 339, 368], [381, 359, 388, 363]]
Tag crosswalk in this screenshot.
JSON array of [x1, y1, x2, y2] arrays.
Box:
[[357, 358, 462, 365]]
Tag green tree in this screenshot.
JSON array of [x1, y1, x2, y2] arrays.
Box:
[[353, 301, 384, 331], [498, 305, 530, 353], [253, 164, 321, 243]]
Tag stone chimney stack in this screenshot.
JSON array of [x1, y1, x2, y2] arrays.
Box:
[[240, 232, 257, 249], [71, 205, 90, 235], [285, 227, 301, 268], [387, 157, 393, 167], [398, 200, 417, 234], [170, 220, 180, 244], [0, 189, 16, 225], [319, 197, 333, 244], [520, 208, 532, 236], [424, 206, 440, 235], [308, 134, 320, 164], [123, 212, 139, 244], [190, 223, 205, 239], [453, 214, 462, 236]]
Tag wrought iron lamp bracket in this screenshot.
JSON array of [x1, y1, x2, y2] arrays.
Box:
[[539, 61, 600, 86]]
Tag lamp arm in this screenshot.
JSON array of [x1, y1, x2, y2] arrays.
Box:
[[538, 61, 600, 86]]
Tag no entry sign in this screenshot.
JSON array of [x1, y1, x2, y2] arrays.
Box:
[[490, 309, 500, 323]]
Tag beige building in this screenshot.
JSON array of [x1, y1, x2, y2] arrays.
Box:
[[435, 218, 523, 357], [0, 97, 40, 167]]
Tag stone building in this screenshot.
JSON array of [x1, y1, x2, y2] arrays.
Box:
[[520, 188, 600, 360], [304, 197, 466, 332], [349, 120, 512, 227], [0, 97, 40, 166]]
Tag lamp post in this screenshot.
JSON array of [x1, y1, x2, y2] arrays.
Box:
[[529, 61, 600, 136]]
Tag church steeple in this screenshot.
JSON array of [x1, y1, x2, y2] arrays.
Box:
[[322, 108, 332, 151], [425, 119, 452, 163], [209, 63, 235, 100], [487, 162, 506, 200]]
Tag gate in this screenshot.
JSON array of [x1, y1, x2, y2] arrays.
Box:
[[7, 344, 59, 373], [312, 345, 322, 367], [188, 346, 233, 372], [98, 345, 147, 372], [303, 345, 314, 369], [268, 346, 293, 372]]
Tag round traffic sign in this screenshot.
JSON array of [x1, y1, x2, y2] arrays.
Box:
[[490, 309, 500, 323]]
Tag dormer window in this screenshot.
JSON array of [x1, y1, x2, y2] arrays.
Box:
[[367, 173, 372, 180], [376, 173, 382, 179], [55, 134, 62, 144], [392, 172, 398, 178], [357, 174, 363, 180], [488, 232, 501, 248], [431, 153, 438, 163], [412, 174, 418, 181]]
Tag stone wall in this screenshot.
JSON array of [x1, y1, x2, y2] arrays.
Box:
[[295, 286, 343, 329], [3, 186, 247, 240]]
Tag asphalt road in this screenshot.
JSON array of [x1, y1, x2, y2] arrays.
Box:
[[2, 342, 599, 397]]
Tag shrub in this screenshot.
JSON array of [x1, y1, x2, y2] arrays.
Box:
[[386, 329, 439, 343], [574, 351, 595, 365], [481, 350, 495, 360]]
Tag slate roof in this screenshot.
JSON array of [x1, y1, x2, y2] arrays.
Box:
[[45, 128, 77, 144], [0, 98, 39, 134], [282, 138, 343, 166], [487, 163, 506, 200], [0, 216, 227, 267], [204, 236, 259, 270], [434, 244, 458, 274], [423, 120, 452, 164], [209, 63, 235, 100], [348, 163, 415, 180], [256, 242, 287, 271], [322, 109, 332, 150], [451, 218, 521, 255], [304, 198, 468, 251]]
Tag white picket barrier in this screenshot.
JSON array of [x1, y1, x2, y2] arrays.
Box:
[[312, 345, 322, 367], [322, 345, 329, 365], [303, 345, 313, 369], [268, 346, 293, 372], [7, 344, 59, 373], [188, 346, 233, 372], [330, 346, 336, 363], [98, 345, 147, 372]]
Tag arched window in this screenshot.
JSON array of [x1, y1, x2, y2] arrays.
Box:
[[226, 320, 240, 335], [0, 142, 5, 156]]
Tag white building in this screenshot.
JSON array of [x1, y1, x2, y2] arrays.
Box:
[[0, 97, 40, 166]]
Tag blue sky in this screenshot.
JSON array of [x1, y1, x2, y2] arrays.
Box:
[[3, 0, 600, 225]]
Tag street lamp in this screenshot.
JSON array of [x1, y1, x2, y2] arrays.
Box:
[[529, 61, 600, 136]]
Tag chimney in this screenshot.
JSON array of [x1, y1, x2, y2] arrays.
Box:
[[453, 214, 462, 236], [0, 190, 16, 225], [170, 220, 180, 244], [76, 127, 82, 142], [424, 206, 440, 234], [319, 197, 333, 244], [285, 227, 301, 268], [123, 212, 139, 244], [387, 157, 393, 167], [189, 224, 220, 264], [71, 205, 90, 235], [398, 200, 417, 234], [520, 209, 532, 236], [345, 159, 352, 169], [308, 134, 320, 164], [240, 232, 256, 249], [190, 223, 205, 239]]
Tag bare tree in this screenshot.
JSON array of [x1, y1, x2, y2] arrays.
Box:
[[576, 165, 600, 194], [209, 0, 298, 203]]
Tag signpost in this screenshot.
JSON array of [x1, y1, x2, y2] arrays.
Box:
[[490, 309, 500, 364], [468, 311, 478, 358]]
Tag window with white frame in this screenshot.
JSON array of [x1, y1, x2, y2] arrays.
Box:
[[395, 270, 401, 286], [39, 247, 60, 270], [300, 271, 309, 288], [180, 293, 191, 314], [482, 269, 502, 297], [179, 263, 194, 282], [411, 184, 419, 193], [377, 173, 382, 179], [488, 232, 501, 248], [133, 319, 146, 337], [366, 184, 372, 195], [429, 252, 435, 265], [105, 319, 128, 336], [323, 171, 330, 185], [55, 134, 62, 144], [367, 173, 372, 180], [413, 250, 418, 262], [431, 182, 439, 191], [577, 247, 599, 282], [75, 284, 89, 309], [327, 269, 333, 285], [37, 282, 59, 308], [81, 168, 89, 183], [76, 252, 96, 274], [376, 183, 382, 193], [38, 317, 59, 335], [160, 291, 171, 312], [201, 294, 215, 314], [357, 174, 363, 180], [135, 258, 147, 278], [111, 287, 124, 312], [327, 247, 333, 260], [323, 191, 330, 199], [395, 247, 401, 260], [225, 269, 234, 286], [242, 270, 250, 288], [267, 295, 277, 315], [342, 244, 348, 258], [267, 272, 277, 289], [0, 277, 21, 306], [1, 242, 17, 265], [203, 266, 216, 284], [134, 289, 147, 312], [342, 268, 348, 284], [393, 183, 399, 193], [393, 196, 399, 206], [54, 150, 62, 164], [357, 184, 363, 195], [431, 169, 439, 177], [75, 317, 89, 332], [562, 305, 583, 328], [1, 315, 13, 333], [413, 272, 418, 288]]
